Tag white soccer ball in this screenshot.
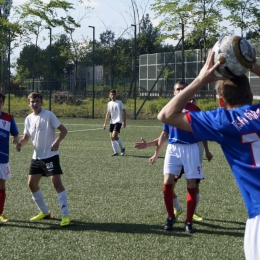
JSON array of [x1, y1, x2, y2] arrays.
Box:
[[212, 35, 254, 78]]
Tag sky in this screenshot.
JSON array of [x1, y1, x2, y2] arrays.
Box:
[[9, 0, 238, 73], [10, 0, 159, 68]]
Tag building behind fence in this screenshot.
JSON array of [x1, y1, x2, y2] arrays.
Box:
[[139, 49, 260, 97], [2, 48, 260, 99]]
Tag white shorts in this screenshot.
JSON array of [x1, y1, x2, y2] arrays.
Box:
[[197, 141, 204, 164], [163, 143, 204, 180], [0, 163, 12, 180], [244, 214, 260, 260]]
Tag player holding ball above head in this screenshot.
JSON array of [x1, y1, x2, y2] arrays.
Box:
[[157, 43, 260, 259], [0, 93, 19, 223], [16, 92, 71, 227], [103, 89, 126, 156]]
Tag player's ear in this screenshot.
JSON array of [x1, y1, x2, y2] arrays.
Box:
[[218, 96, 224, 107]]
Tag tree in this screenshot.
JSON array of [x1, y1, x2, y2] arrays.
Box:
[[0, 0, 12, 18], [151, 0, 229, 50], [138, 13, 161, 55], [117, 0, 151, 96], [92, 29, 134, 88], [13, 0, 80, 90], [0, 0, 13, 86], [17, 44, 43, 79], [221, 0, 260, 38]]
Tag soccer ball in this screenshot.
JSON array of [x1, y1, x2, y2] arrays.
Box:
[[212, 35, 254, 78]]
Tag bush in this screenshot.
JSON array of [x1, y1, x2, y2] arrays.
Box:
[[197, 98, 218, 110], [147, 102, 158, 114], [6, 95, 219, 119]]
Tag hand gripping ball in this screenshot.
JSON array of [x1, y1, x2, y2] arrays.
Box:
[[212, 35, 254, 78]]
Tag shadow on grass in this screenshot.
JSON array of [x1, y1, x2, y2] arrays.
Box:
[[2, 218, 186, 236], [2, 218, 244, 237], [201, 218, 245, 225], [127, 155, 165, 159], [192, 218, 245, 237]]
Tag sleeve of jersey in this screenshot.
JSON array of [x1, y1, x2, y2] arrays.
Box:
[[162, 123, 169, 131], [10, 117, 19, 136], [50, 111, 61, 129], [120, 101, 125, 109], [24, 117, 29, 135], [186, 110, 223, 143]]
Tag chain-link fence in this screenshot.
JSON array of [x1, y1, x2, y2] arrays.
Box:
[[139, 50, 260, 97]]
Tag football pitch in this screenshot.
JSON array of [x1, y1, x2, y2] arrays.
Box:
[[2, 118, 246, 260]]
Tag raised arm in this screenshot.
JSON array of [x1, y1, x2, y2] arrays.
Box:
[[157, 50, 224, 129]]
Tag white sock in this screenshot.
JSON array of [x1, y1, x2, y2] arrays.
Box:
[[117, 138, 124, 150], [57, 190, 69, 217], [32, 189, 49, 214], [173, 195, 182, 211], [111, 141, 118, 153], [195, 193, 200, 213]]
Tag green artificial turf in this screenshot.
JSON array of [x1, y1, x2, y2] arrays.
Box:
[[1, 118, 246, 260]]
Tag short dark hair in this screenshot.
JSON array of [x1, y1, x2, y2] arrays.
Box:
[[0, 93, 6, 102], [174, 81, 187, 90], [110, 89, 116, 94], [28, 92, 43, 102], [215, 75, 252, 106]]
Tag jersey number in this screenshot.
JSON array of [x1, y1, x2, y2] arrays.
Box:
[[242, 133, 260, 166]]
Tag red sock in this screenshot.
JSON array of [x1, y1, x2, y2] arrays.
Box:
[[163, 184, 174, 218], [0, 189, 6, 214], [185, 188, 196, 223]]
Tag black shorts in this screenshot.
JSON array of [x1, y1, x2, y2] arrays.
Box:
[[29, 155, 63, 177], [174, 166, 201, 183], [109, 123, 122, 133]]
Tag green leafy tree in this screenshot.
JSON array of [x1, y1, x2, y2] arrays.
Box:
[[56, 5, 90, 91], [138, 13, 161, 55], [17, 44, 43, 78], [151, 0, 228, 50], [221, 0, 260, 38], [0, 0, 12, 18], [97, 30, 133, 87], [13, 0, 80, 90], [0, 0, 21, 87]]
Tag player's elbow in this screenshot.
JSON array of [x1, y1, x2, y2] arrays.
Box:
[[157, 110, 166, 122]]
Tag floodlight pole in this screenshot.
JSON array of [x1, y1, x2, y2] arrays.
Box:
[[179, 22, 185, 81], [7, 29, 11, 113], [131, 24, 137, 120], [89, 26, 95, 119], [199, 38, 204, 69], [47, 27, 52, 111]]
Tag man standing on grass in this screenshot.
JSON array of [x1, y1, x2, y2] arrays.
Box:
[[135, 82, 212, 233], [157, 50, 260, 259], [103, 89, 126, 156], [16, 92, 71, 227], [0, 93, 19, 223]]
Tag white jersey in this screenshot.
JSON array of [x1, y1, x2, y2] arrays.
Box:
[[107, 99, 124, 124], [24, 109, 61, 159]]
